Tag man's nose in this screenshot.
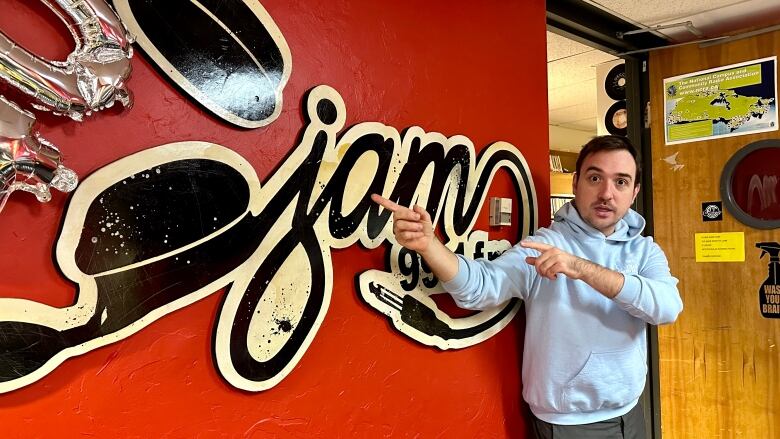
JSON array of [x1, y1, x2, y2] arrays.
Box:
[[598, 181, 614, 200]]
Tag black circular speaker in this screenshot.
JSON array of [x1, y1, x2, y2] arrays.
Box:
[[604, 100, 627, 136], [604, 63, 626, 100]]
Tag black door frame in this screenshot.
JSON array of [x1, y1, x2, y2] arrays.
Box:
[[546, 1, 668, 437]]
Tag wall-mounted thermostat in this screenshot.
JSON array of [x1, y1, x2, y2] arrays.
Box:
[[489, 197, 512, 226]]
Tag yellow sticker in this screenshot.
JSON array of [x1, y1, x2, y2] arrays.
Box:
[[695, 232, 745, 262]]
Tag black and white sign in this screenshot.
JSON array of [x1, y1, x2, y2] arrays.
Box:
[[0, 86, 537, 393], [702, 201, 723, 222]]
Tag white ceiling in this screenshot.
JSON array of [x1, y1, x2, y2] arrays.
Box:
[[548, 0, 780, 153]]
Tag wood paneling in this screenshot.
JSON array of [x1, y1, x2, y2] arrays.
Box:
[[550, 171, 574, 195], [650, 30, 780, 438]]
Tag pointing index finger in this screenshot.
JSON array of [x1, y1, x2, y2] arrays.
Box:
[[520, 240, 552, 252], [371, 193, 400, 212]]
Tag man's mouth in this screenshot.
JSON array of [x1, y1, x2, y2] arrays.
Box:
[[593, 205, 614, 217]]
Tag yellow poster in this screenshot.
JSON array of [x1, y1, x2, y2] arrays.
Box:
[[695, 232, 745, 262]]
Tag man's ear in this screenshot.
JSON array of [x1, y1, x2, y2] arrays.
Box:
[[632, 183, 641, 203]]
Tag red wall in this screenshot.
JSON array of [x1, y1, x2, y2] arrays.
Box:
[[0, 0, 549, 436]]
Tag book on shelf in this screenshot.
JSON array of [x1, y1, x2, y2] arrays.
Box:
[[549, 155, 563, 172], [550, 196, 571, 216]]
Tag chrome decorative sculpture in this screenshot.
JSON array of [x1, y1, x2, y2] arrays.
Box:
[[0, 0, 134, 213], [0, 96, 77, 212]]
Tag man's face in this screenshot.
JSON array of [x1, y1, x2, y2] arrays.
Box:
[[572, 149, 640, 236]]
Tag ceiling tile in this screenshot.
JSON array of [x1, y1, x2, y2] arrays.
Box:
[[549, 103, 596, 125], [562, 119, 599, 132], [585, 0, 746, 27], [548, 80, 597, 111], [546, 31, 594, 61]]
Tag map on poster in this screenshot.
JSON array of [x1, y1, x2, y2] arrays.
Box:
[[664, 56, 778, 145]]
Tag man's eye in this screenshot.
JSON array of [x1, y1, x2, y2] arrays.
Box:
[[589, 175, 600, 182], [617, 179, 627, 186]]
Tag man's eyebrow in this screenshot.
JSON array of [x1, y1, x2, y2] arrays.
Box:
[[584, 166, 633, 181]]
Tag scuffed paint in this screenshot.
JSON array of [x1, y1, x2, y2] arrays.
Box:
[[662, 151, 685, 171]]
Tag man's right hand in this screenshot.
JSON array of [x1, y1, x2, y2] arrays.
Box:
[[370, 193, 434, 255], [371, 193, 460, 282]]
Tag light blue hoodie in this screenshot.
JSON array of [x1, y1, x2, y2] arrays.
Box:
[[442, 202, 682, 425]]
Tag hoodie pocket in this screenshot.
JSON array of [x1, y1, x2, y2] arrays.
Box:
[[560, 347, 646, 412]]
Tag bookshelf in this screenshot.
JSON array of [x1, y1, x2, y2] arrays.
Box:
[[550, 153, 575, 219], [550, 171, 574, 218]]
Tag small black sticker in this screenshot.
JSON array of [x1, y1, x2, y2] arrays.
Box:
[[702, 201, 723, 222]]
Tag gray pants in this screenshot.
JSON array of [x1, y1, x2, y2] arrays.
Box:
[[530, 403, 645, 439]]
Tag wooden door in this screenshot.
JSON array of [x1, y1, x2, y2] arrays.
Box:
[[650, 30, 780, 438]]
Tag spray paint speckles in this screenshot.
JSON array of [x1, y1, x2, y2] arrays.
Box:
[[275, 318, 293, 333]]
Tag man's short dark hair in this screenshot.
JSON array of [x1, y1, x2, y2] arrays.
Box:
[[575, 135, 641, 186]]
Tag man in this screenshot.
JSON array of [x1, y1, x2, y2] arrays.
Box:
[[371, 135, 682, 439]]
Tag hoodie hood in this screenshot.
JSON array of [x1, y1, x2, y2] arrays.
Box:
[[553, 201, 645, 242]]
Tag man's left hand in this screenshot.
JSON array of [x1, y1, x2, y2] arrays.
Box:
[[520, 240, 587, 281], [520, 240, 625, 298]]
